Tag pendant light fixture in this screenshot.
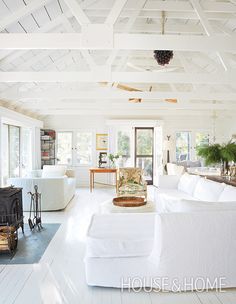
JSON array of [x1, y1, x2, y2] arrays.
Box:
[[153, 10, 174, 66]]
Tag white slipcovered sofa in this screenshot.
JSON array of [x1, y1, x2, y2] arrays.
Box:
[[8, 165, 76, 211], [154, 172, 236, 213], [85, 173, 236, 289], [85, 210, 236, 289]]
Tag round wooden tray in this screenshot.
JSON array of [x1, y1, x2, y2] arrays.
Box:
[[113, 196, 146, 207]]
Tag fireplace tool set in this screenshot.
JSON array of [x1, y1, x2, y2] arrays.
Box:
[[28, 185, 43, 231]]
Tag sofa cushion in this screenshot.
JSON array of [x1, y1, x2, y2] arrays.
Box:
[[155, 189, 195, 213], [86, 213, 155, 258], [178, 173, 200, 195], [42, 165, 67, 178], [174, 199, 236, 212], [218, 185, 236, 202], [193, 178, 225, 201]]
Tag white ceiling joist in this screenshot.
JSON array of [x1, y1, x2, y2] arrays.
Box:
[[85, 10, 236, 21], [106, 0, 147, 67], [63, 0, 91, 25], [80, 1, 236, 14], [0, 0, 52, 31], [33, 109, 236, 117], [6, 90, 236, 101], [20, 102, 236, 111], [105, 0, 128, 25], [1, 34, 236, 52], [0, 15, 69, 66], [190, 0, 230, 71], [0, 71, 235, 85]]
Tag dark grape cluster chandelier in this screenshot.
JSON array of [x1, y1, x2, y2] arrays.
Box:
[[153, 10, 174, 66], [153, 50, 173, 66]]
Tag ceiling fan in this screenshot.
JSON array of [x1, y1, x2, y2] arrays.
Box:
[[99, 82, 177, 104]]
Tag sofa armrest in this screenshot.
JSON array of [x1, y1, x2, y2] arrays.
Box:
[[156, 175, 180, 189]]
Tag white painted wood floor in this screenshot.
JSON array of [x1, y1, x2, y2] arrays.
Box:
[[0, 187, 236, 304]]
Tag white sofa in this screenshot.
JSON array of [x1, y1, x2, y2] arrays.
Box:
[[8, 166, 76, 211], [85, 210, 236, 290], [154, 172, 236, 213], [85, 173, 236, 289]]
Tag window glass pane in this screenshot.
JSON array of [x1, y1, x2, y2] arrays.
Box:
[[57, 132, 73, 165], [9, 126, 20, 178], [117, 130, 131, 167], [136, 157, 153, 181], [195, 132, 209, 148], [21, 128, 32, 177], [136, 129, 153, 155], [76, 132, 92, 165], [2, 124, 9, 185], [176, 132, 191, 161]]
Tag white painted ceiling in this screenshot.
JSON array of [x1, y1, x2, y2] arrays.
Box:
[[0, 0, 236, 118]]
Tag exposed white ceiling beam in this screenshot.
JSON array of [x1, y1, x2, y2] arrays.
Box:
[[63, 0, 91, 25], [116, 23, 205, 34], [34, 108, 236, 117], [0, 15, 69, 66], [1, 34, 236, 52], [106, 0, 147, 67], [190, 0, 230, 71], [80, 1, 236, 13], [5, 89, 236, 101], [85, 10, 236, 21], [0, 71, 235, 84], [20, 101, 236, 111], [105, 0, 128, 25], [0, 0, 52, 31]]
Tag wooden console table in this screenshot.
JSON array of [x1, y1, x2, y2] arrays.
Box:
[[89, 168, 117, 192]]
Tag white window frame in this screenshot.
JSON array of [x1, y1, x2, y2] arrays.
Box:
[[175, 129, 211, 161], [56, 129, 94, 167]]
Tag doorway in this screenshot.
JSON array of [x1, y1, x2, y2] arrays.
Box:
[[135, 127, 154, 185]]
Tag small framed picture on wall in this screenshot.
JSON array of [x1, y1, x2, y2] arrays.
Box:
[[96, 133, 108, 150]]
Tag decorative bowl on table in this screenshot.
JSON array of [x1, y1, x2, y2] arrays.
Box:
[[113, 196, 146, 207]]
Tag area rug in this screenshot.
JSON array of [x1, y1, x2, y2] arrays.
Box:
[[0, 223, 60, 265]]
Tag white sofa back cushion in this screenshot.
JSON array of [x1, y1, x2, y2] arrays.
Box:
[[218, 185, 236, 202], [174, 198, 236, 212], [193, 178, 225, 201], [42, 165, 67, 178], [177, 173, 200, 195]]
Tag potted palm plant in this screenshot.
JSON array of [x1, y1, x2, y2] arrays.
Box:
[[197, 141, 236, 176]]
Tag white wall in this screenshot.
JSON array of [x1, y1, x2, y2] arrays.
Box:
[[43, 112, 236, 186]]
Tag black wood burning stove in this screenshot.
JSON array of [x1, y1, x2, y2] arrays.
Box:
[[0, 187, 24, 253]]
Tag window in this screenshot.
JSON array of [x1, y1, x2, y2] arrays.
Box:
[[117, 130, 132, 167], [135, 128, 154, 184], [2, 124, 32, 185], [57, 132, 73, 165], [176, 131, 191, 161], [195, 132, 209, 148], [56, 131, 92, 166], [76, 132, 92, 165], [9, 125, 20, 178]]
